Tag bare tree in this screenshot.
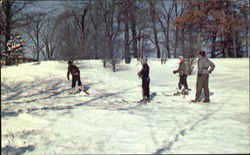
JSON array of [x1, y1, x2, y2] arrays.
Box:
[[101, 0, 122, 71], [157, 0, 174, 59], [149, 1, 160, 58], [117, 0, 131, 64], [129, 0, 138, 59], [23, 12, 46, 60], [88, 0, 105, 59], [72, 2, 90, 55], [41, 17, 60, 60]]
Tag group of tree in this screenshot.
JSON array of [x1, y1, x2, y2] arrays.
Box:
[[1, 0, 59, 65], [1, 0, 249, 70], [175, 0, 249, 58]]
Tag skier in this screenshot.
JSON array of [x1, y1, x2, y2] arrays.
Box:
[[192, 51, 215, 103], [173, 56, 190, 95], [138, 60, 150, 102], [67, 60, 82, 93]]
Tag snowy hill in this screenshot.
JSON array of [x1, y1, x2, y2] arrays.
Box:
[[1, 58, 249, 154]]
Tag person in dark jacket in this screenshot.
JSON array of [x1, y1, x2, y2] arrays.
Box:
[[67, 61, 82, 90], [192, 51, 215, 103], [173, 56, 190, 91], [138, 60, 150, 101]]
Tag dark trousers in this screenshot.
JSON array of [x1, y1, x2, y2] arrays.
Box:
[[142, 77, 150, 99], [72, 75, 82, 88], [178, 75, 188, 89], [195, 74, 209, 100]]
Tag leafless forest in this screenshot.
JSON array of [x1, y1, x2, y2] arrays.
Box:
[[1, 0, 249, 68]]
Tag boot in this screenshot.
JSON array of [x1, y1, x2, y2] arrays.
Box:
[[78, 85, 83, 91], [174, 92, 181, 96], [182, 89, 189, 95], [203, 98, 210, 103], [139, 96, 147, 102], [191, 99, 199, 102]]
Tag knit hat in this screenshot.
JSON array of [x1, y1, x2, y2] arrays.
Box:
[[199, 51, 206, 57], [68, 60, 73, 65]]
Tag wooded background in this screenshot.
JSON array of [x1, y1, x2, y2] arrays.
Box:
[[1, 0, 249, 67]]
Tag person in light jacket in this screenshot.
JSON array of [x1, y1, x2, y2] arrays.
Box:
[[192, 51, 215, 103], [173, 56, 190, 91]]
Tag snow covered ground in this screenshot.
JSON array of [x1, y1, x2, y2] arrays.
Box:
[[1, 58, 249, 154]]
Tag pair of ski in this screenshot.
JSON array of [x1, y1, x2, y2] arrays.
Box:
[[171, 99, 212, 104], [116, 92, 157, 104], [136, 92, 157, 104], [136, 99, 150, 104], [116, 99, 161, 104], [69, 88, 90, 95], [162, 92, 193, 103], [167, 91, 214, 104], [162, 91, 189, 97]]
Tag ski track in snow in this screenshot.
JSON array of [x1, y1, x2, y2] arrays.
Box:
[[1, 59, 249, 154]]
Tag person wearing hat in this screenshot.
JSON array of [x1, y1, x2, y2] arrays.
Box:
[[67, 60, 82, 92], [173, 56, 190, 93], [138, 59, 150, 101], [192, 51, 215, 103]]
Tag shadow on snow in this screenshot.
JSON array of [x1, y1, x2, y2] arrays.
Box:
[[2, 145, 35, 155]]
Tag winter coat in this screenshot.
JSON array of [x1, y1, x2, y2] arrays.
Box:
[[197, 57, 215, 75], [138, 63, 150, 80], [176, 61, 189, 77], [67, 64, 80, 77]]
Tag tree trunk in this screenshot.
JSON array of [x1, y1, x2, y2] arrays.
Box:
[[224, 45, 229, 58], [36, 24, 40, 61], [166, 17, 171, 58], [130, 1, 137, 58], [211, 34, 216, 58], [157, 14, 168, 59], [112, 59, 116, 72], [174, 29, 179, 58], [181, 28, 185, 57], [138, 32, 142, 59], [150, 2, 160, 58], [246, 21, 249, 57], [224, 35, 229, 58], [124, 19, 130, 63], [81, 6, 89, 55], [94, 29, 98, 59], [232, 27, 237, 58], [187, 28, 192, 58], [124, 1, 130, 64], [197, 31, 201, 56]]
